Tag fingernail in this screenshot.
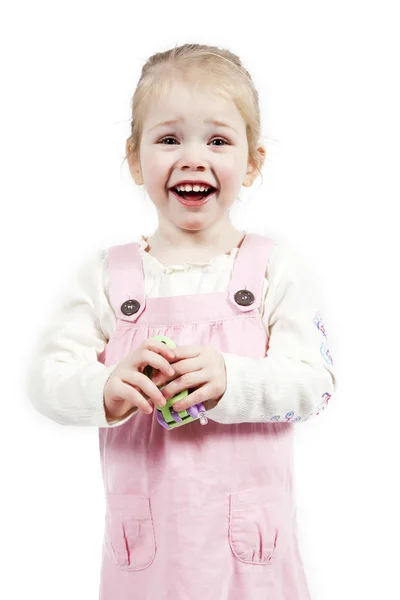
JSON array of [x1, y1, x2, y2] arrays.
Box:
[[168, 367, 175, 375]]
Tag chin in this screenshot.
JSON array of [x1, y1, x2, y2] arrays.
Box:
[[177, 216, 213, 231]]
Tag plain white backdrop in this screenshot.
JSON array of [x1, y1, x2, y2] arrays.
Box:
[[1, 0, 399, 598]]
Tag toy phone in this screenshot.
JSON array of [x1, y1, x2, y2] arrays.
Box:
[[144, 335, 208, 430]]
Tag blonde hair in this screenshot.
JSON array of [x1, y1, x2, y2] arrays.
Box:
[[124, 43, 266, 181]]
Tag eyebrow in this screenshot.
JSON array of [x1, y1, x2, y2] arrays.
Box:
[[149, 118, 239, 135]]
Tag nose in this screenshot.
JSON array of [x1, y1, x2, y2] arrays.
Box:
[[176, 142, 208, 171]]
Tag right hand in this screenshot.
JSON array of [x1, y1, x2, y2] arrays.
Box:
[[103, 339, 176, 422]]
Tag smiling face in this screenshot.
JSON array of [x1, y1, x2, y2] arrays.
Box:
[[127, 80, 263, 236]]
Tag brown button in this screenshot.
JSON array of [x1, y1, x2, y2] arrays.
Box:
[[234, 290, 255, 306], [121, 299, 140, 316]]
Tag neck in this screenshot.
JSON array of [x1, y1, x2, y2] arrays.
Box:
[[145, 223, 246, 264], [148, 222, 244, 254]]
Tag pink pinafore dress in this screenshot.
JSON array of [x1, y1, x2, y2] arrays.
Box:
[[98, 233, 311, 600]]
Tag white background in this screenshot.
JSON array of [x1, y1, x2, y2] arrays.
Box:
[[1, 0, 399, 598]]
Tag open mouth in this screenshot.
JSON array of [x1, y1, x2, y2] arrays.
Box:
[[170, 186, 217, 202]]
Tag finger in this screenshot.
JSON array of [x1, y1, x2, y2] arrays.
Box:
[[152, 356, 203, 387], [147, 340, 176, 361], [173, 385, 211, 412], [123, 372, 167, 407], [121, 381, 154, 414], [107, 379, 151, 417], [161, 369, 208, 401], [169, 345, 202, 363], [132, 341, 175, 366], [139, 350, 176, 378]]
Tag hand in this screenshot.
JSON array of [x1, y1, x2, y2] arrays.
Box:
[[103, 339, 176, 422], [152, 345, 227, 412]]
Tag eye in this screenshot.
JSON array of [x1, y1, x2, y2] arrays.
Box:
[[210, 137, 229, 146], [158, 137, 178, 145]]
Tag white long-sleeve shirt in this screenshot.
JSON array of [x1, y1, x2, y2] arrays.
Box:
[[25, 236, 337, 428]]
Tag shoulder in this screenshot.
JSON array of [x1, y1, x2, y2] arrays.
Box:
[[74, 246, 109, 285], [100, 236, 147, 288], [102, 237, 146, 265], [100, 236, 145, 264], [242, 232, 308, 285], [262, 238, 322, 312], [251, 234, 319, 302], [261, 237, 313, 283], [60, 247, 111, 311]]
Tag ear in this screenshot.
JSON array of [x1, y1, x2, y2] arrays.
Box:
[[126, 140, 144, 186], [243, 145, 267, 187]]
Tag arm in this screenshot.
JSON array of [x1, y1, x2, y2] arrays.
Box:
[[206, 243, 337, 424], [25, 249, 135, 427]]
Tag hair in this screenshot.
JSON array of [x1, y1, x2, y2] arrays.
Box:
[[124, 43, 266, 183]]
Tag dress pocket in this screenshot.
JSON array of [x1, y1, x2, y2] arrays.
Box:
[[105, 494, 156, 571], [229, 486, 288, 565]]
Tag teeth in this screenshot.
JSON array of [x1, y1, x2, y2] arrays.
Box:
[[175, 184, 212, 193]]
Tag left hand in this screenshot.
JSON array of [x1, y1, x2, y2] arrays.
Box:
[[151, 345, 227, 412]]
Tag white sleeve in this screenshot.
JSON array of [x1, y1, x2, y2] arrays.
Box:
[[24, 249, 138, 427], [206, 243, 337, 424]]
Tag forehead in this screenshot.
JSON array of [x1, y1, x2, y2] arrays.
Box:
[[143, 81, 246, 134]]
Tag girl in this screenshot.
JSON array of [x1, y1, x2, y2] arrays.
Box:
[[27, 43, 336, 599]]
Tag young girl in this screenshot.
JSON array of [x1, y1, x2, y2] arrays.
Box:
[[27, 43, 336, 599]]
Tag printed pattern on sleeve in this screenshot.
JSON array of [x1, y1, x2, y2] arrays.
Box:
[[314, 311, 334, 366], [267, 311, 334, 423]]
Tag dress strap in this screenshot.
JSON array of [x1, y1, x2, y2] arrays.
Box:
[[108, 242, 146, 322], [228, 233, 276, 312]]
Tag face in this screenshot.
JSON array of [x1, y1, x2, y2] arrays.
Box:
[[128, 80, 263, 235]]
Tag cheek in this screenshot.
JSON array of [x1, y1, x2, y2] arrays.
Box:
[[217, 149, 247, 179], [142, 161, 169, 192], [140, 146, 168, 174], [218, 163, 244, 189]]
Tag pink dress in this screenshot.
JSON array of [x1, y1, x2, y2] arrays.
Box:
[[98, 233, 311, 600]]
